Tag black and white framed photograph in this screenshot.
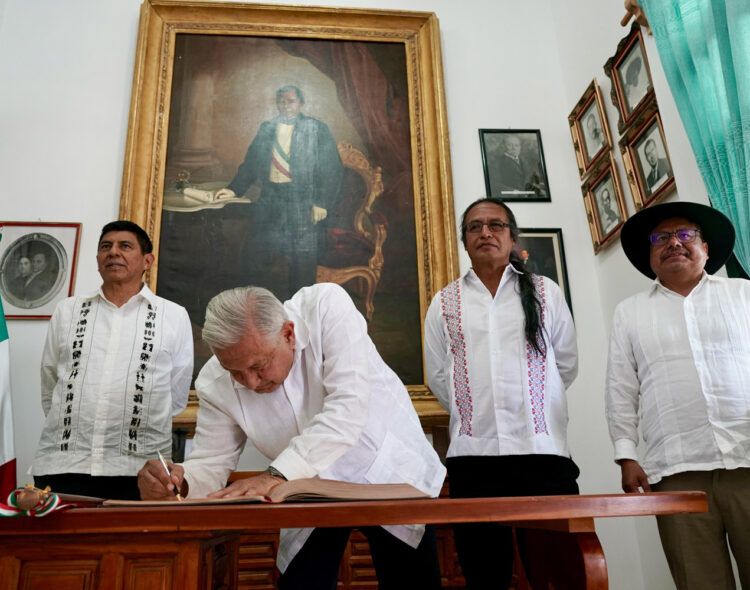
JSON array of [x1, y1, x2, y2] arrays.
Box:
[[568, 79, 612, 178], [619, 104, 675, 210], [582, 103, 606, 161], [0, 222, 81, 319], [635, 122, 673, 195], [514, 228, 572, 311], [479, 129, 550, 202], [604, 24, 655, 132], [581, 153, 627, 253]]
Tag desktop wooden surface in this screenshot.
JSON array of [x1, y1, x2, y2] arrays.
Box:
[[0, 492, 707, 590]]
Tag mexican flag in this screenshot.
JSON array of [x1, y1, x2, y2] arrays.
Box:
[[0, 242, 16, 496]]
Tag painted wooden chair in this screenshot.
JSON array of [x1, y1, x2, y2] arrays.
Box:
[[316, 141, 387, 320]]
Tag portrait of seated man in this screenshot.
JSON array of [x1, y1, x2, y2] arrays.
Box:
[[213, 85, 344, 300], [485, 133, 548, 198]]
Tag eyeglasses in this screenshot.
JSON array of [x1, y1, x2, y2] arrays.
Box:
[[648, 228, 701, 246], [465, 220, 512, 234]]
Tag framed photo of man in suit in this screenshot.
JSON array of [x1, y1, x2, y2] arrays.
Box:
[[581, 154, 627, 254], [479, 129, 551, 202], [619, 104, 675, 211], [568, 79, 612, 179]]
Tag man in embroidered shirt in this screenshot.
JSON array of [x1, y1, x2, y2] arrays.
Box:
[[138, 283, 445, 589], [213, 85, 343, 300], [424, 198, 579, 589], [606, 201, 750, 590], [30, 220, 193, 500]]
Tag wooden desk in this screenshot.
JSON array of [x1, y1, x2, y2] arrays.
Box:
[[0, 492, 706, 590]]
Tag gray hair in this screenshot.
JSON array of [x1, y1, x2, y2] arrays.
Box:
[[202, 286, 289, 350]]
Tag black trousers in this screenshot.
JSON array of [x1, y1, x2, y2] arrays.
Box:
[[34, 473, 141, 500], [447, 454, 580, 590], [278, 524, 442, 590]]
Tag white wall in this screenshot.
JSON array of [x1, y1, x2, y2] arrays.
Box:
[[1, 2, 709, 588]]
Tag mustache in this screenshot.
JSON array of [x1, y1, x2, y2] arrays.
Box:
[[661, 246, 688, 260]]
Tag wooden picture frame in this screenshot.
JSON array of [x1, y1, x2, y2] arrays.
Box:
[[118, 1, 457, 423], [604, 23, 655, 133], [619, 104, 675, 211], [479, 129, 551, 202], [581, 154, 627, 254], [515, 228, 572, 312], [0, 222, 81, 320], [568, 79, 612, 179]]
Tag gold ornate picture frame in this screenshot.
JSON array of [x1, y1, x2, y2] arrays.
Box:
[[568, 79, 612, 179], [581, 154, 627, 254], [118, 1, 457, 424], [604, 23, 655, 133], [619, 104, 675, 211]]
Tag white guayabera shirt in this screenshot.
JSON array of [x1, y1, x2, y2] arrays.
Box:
[[606, 273, 750, 484], [424, 265, 578, 460], [31, 285, 193, 476], [183, 283, 446, 572]]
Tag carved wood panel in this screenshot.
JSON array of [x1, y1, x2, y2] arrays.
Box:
[[2, 533, 239, 590], [122, 558, 173, 590], [18, 560, 98, 590]]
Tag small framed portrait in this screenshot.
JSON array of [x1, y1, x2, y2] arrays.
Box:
[[582, 153, 628, 253], [0, 222, 81, 319], [619, 105, 675, 210], [479, 129, 551, 202], [604, 24, 654, 132], [514, 228, 572, 312], [568, 79, 612, 178]]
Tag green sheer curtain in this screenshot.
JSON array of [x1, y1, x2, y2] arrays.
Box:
[[640, 0, 750, 275]]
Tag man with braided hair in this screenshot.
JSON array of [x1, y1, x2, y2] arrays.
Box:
[[424, 197, 579, 589]]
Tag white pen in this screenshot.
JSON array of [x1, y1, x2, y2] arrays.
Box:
[[157, 450, 183, 501]]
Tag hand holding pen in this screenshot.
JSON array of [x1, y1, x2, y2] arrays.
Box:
[[156, 450, 184, 501]]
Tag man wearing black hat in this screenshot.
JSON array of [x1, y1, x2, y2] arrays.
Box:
[[605, 201, 750, 590]]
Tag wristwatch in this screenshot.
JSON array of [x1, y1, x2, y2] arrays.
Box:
[[266, 466, 287, 481]]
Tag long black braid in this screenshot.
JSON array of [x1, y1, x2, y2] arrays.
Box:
[[460, 197, 546, 356]]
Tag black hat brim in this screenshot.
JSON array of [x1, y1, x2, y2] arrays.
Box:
[[620, 201, 735, 279]]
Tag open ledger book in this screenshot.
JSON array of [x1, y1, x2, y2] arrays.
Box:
[[102, 479, 430, 507]]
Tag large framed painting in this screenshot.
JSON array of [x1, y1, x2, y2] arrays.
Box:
[[118, 1, 458, 423], [0, 222, 81, 320]]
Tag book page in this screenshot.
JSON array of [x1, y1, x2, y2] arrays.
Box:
[[102, 479, 430, 506], [103, 495, 267, 507], [267, 479, 429, 503]]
